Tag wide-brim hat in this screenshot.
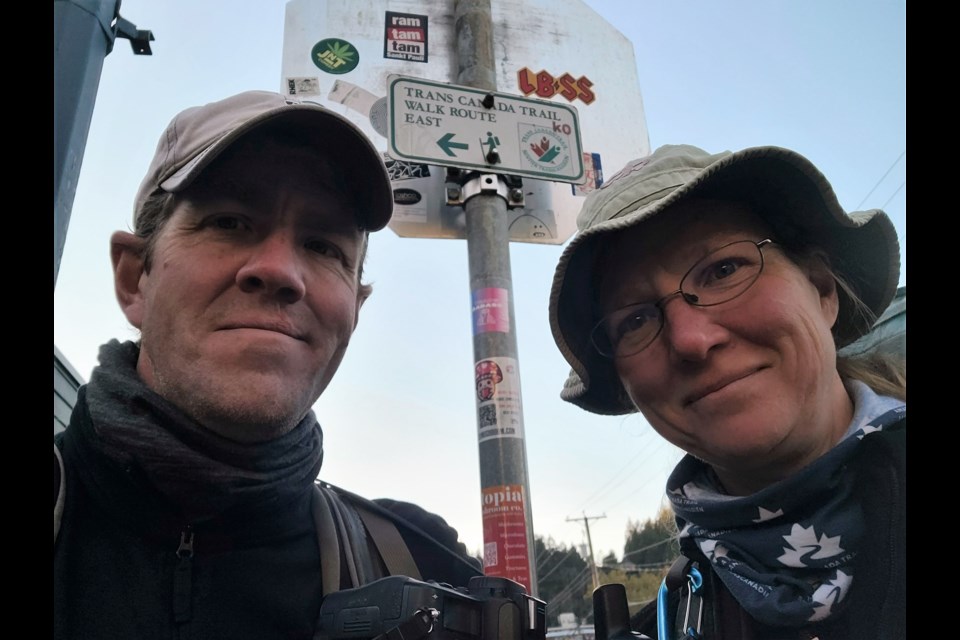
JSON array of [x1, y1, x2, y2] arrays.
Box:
[[549, 144, 901, 415], [134, 90, 392, 231]]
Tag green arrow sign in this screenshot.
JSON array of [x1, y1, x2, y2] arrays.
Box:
[[437, 133, 469, 157]]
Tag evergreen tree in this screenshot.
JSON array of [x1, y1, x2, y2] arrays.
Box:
[[534, 536, 591, 627]]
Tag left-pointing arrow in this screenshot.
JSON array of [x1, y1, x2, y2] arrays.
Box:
[[437, 133, 469, 157]]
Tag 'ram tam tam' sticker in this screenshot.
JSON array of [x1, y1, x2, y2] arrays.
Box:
[[384, 11, 428, 63]]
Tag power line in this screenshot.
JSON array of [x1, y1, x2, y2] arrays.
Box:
[[544, 566, 593, 614], [595, 445, 683, 517], [880, 180, 906, 210], [567, 512, 606, 591], [575, 445, 649, 510], [622, 536, 675, 560], [578, 438, 679, 515], [537, 548, 580, 583], [856, 151, 905, 210], [534, 535, 588, 571]]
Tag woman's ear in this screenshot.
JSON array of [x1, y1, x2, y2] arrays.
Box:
[[803, 251, 841, 328], [111, 231, 148, 329]]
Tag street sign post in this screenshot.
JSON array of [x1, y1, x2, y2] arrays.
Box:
[[387, 75, 585, 184]]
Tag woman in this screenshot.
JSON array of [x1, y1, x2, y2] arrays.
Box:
[[548, 145, 905, 639]]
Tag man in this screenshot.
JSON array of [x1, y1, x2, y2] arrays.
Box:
[[54, 90, 482, 639]]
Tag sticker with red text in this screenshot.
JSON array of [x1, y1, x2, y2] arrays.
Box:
[[482, 484, 532, 592], [384, 11, 428, 63]]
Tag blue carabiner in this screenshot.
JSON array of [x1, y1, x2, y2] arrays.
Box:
[[680, 566, 705, 639], [657, 563, 705, 640], [656, 578, 670, 640], [688, 566, 703, 592]]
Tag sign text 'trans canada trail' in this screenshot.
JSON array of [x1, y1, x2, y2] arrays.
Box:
[[387, 75, 585, 184]]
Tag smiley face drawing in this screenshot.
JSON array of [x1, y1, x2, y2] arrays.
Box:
[[509, 212, 555, 240]]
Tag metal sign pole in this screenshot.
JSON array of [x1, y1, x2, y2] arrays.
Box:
[[454, 0, 538, 596], [53, 0, 153, 290], [54, 0, 119, 290]]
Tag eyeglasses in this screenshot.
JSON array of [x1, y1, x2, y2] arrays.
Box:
[[591, 239, 774, 358]]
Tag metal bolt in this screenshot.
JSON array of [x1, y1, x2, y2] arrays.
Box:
[[447, 186, 462, 201], [485, 147, 501, 164], [482, 93, 495, 109], [509, 188, 523, 203]]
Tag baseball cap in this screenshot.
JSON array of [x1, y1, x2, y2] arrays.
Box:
[[549, 144, 901, 415], [133, 90, 393, 231]]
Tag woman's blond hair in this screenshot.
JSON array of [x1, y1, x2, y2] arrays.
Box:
[[838, 352, 906, 401], [779, 242, 906, 401]]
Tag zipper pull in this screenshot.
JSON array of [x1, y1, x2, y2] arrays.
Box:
[[173, 526, 194, 623]]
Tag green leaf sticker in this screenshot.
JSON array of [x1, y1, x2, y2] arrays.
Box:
[[311, 38, 360, 75]]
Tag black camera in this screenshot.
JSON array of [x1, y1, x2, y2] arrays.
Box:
[[316, 575, 546, 640]]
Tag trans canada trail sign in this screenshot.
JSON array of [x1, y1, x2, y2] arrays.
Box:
[[387, 75, 585, 184]]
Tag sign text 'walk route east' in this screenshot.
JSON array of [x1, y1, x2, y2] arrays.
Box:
[[387, 75, 585, 184]]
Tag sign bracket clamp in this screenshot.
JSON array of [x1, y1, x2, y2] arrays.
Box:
[[445, 169, 525, 209]]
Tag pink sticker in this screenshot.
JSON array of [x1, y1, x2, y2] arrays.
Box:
[[472, 288, 510, 334]]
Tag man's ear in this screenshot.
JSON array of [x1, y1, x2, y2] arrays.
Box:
[[111, 231, 148, 329], [354, 283, 373, 328]]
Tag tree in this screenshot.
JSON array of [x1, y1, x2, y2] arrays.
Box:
[[534, 535, 591, 627], [597, 566, 664, 616], [622, 505, 679, 568]]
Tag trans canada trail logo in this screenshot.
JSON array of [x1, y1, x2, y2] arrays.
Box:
[[520, 127, 570, 174]]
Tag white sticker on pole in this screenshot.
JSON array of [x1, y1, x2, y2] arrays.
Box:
[[474, 357, 524, 443]]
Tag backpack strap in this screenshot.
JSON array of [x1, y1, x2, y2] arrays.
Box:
[[352, 501, 421, 580], [311, 483, 343, 597], [54, 443, 66, 546], [312, 482, 422, 597]]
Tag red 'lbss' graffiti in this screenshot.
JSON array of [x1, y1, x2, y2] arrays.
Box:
[[516, 67, 595, 104]]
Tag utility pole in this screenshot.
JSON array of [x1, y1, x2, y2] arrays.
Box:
[[282, 0, 647, 599], [454, 0, 538, 596], [568, 512, 606, 591]]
